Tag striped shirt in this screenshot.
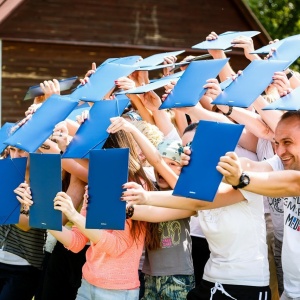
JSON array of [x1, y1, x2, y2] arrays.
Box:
[[0, 225, 47, 269]]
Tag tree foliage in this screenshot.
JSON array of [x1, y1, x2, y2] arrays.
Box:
[[246, 0, 300, 40], [246, 0, 300, 70]]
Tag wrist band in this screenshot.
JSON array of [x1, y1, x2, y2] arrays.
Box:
[[223, 106, 233, 116], [126, 205, 134, 219], [287, 70, 294, 80]]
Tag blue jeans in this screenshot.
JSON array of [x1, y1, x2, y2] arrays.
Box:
[[76, 278, 139, 300], [141, 274, 195, 300]]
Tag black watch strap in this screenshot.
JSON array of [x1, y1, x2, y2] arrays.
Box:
[[232, 172, 250, 190]]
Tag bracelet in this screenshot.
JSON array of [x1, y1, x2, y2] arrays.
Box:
[[20, 209, 29, 216], [126, 205, 134, 219], [286, 70, 294, 80], [223, 106, 233, 116]]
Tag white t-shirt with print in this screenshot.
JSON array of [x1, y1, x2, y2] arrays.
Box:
[[199, 189, 269, 286], [267, 155, 300, 298]]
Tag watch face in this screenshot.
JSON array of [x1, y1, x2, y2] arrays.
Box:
[[241, 173, 250, 185]]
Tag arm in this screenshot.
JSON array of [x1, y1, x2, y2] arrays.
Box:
[[252, 95, 283, 133], [63, 174, 86, 225], [217, 151, 300, 197], [206, 31, 236, 82], [14, 182, 32, 231], [51, 192, 108, 246], [172, 109, 188, 137], [132, 205, 196, 222], [107, 117, 178, 188], [123, 181, 246, 211]]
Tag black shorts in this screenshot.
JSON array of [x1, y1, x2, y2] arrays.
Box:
[[187, 279, 271, 300]]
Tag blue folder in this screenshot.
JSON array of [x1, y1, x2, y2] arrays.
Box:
[[85, 148, 129, 230], [71, 63, 137, 102], [251, 34, 300, 54], [263, 86, 300, 111], [219, 78, 233, 90], [173, 120, 244, 201], [62, 98, 129, 159], [29, 153, 62, 230], [159, 59, 229, 109], [267, 39, 300, 67], [4, 95, 79, 153], [211, 59, 291, 108], [192, 31, 260, 50], [134, 50, 185, 68], [0, 122, 15, 153], [115, 71, 184, 94], [112, 56, 142, 65], [24, 76, 78, 101], [0, 157, 27, 224]]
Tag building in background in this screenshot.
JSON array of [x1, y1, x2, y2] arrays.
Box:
[[0, 0, 270, 124]]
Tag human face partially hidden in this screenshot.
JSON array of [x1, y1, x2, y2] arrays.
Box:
[[154, 157, 181, 190], [274, 117, 300, 171], [9, 147, 29, 159]]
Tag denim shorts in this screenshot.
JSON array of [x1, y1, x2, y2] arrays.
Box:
[[141, 274, 195, 300], [76, 278, 139, 300]]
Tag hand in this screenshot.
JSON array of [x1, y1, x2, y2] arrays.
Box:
[[263, 39, 279, 60], [128, 70, 150, 87], [80, 62, 96, 85], [162, 80, 177, 102], [203, 78, 222, 100], [180, 146, 191, 166], [115, 77, 136, 91], [76, 109, 89, 125], [107, 116, 135, 134], [121, 182, 149, 205], [216, 152, 242, 186], [272, 71, 292, 97], [231, 35, 260, 61], [54, 192, 78, 221], [179, 55, 195, 71], [51, 121, 70, 152], [140, 90, 162, 111], [25, 103, 42, 117], [206, 31, 224, 58], [40, 79, 60, 100], [163, 55, 177, 76], [11, 113, 33, 133], [14, 182, 33, 209]]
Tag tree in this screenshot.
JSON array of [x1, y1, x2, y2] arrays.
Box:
[[246, 0, 300, 39], [246, 0, 300, 71]]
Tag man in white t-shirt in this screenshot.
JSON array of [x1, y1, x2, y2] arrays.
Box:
[[217, 111, 300, 300]]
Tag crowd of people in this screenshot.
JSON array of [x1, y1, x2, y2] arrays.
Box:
[[0, 30, 300, 300]]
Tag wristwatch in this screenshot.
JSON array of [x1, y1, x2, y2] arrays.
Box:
[[232, 172, 250, 190]]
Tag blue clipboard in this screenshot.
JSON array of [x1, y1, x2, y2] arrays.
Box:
[[0, 157, 27, 224], [71, 63, 137, 102], [159, 59, 229, 109], [134, 50, 185, 68], [117, 71, 184, 95], [263, 86, 300, 111], [24, 76, 78, 100], [0, 122, 15, 154], [212, 59, 291, 108], [62, 98, 129, 159], [173, 121, 244, 201], [86, 148, 129, 230], [192, 31, 260, 50], [4, 95, 79, 153], [29, 153, 62, 230]]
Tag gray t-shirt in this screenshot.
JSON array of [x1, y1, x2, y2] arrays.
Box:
[[142, 218, 194, 276]]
